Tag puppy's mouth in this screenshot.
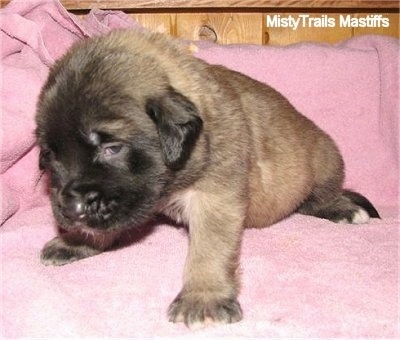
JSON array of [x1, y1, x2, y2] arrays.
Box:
[[62, 198, 117, 222], [56, 191, 120, 231]]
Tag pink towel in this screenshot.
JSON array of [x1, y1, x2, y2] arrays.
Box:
[[1, 0, 398, 337]]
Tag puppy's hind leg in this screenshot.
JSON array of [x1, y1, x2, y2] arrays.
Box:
[[297, 183, 380, 224]]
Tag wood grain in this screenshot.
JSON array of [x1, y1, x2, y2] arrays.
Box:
[[176, 13, 263, 44], [63, 1, 400, 10], [263, 12, 400, 44], [353, 13, 399, 37], [1, 0, 398, 44], [1, 0, 399, 9], [265, 13, 353, 44], [130, 13, 175, 35]]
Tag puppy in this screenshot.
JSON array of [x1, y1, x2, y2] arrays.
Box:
[[35, 30, 380, 328]]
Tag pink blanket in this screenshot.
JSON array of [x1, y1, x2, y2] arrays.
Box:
[[1, 0, 398, 337]]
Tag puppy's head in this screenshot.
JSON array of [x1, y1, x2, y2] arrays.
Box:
[[35, 33, 203, 232]]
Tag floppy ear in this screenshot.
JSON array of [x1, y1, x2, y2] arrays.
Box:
[[38, 148, 50, 171], [146, 87, 203, 170]]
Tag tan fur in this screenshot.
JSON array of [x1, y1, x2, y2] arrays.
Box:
[[100, 30, 343, 325], [37, 29, 377, 328]]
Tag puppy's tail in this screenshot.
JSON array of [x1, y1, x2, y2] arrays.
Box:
[[343, 190, 380, 219]]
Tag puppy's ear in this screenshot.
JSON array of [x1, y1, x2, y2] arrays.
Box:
[[146, 87, 203, 170], [38, 148, 50, 171], [39, 150, 46, 170]]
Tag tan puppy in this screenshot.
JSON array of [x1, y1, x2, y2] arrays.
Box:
[[35, 30, 379, 328]]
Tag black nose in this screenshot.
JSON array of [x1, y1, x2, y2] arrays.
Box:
[[59, 182, 99, 221]]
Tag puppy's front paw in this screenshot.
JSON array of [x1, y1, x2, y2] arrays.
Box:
[[168, 292, 242, 329], [40, 236, 101, 266]]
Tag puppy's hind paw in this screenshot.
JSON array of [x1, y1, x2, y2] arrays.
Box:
[[40, 236, 101, 266], [337, 207, 370, 225]]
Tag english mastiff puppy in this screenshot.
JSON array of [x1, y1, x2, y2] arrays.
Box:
[[35, 30, 379, 328]]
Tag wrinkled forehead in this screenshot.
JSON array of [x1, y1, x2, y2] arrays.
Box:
[[87, 116, 152, 142], [36, 43, 164, 145], [39, 85, 154, 144]]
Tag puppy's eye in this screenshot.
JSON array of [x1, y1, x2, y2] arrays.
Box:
[[101, 143, 124, 157]]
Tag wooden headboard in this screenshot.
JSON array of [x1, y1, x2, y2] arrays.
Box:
[[1, 0, 398, 44]]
